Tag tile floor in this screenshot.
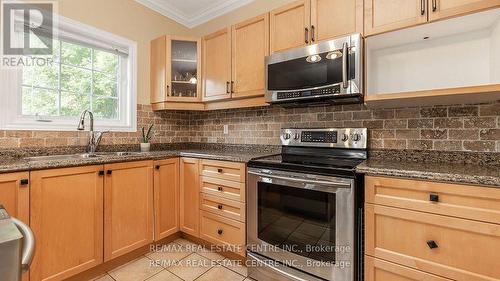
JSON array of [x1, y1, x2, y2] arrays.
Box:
[[91, 238, 255, 281]]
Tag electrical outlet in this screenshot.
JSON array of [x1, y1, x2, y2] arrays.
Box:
[[223, 125, 229, 135]]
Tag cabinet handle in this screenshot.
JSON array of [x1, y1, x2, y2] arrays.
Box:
[[155, 165, 160, 170], [98, 171, 105, 176], [217, 204, 223, 210], [226, 81, 230, 94], [107, 170, 112, 175], [20, 179, 29, 185], [217, 186, 224, 192], [429, 193, 439, 202], [305, 27, 309, 44], [311, 25, 315, 42], [427, 240, 438, 249], [231, 81, 234, 93], [432, 0, 437, 12], [166, 85, 170, 96], [217, 229, 223, 235], [217, 168, 223, 173], [421, 0, 426, 15], [342, 42, 348, 89]]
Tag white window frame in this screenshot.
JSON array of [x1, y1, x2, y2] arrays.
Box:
[[0, 14, 137, 132]]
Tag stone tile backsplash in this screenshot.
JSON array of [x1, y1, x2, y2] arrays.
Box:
[[189, 101, 500, 152], [0, 102, 499, 152]]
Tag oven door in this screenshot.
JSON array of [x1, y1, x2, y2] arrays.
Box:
[[247, 168, 354, 281]]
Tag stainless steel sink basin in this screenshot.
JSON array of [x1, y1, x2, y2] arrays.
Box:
[[25, 154, 101, 161]]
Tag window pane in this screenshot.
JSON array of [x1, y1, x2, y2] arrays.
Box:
[[61, 41, 91, 68], [93, 98, 118, 119], [61, 65, 91, 94], [61, 92, 90, 117], [23, 63, 59, 89], [94, 50, 118, 74], [21, 86, 58, 116], [93, 72, 117, 97]]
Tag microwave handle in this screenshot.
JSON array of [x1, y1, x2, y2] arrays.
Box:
[[342, 42, 348, 89], [11, 217, 35, 272]]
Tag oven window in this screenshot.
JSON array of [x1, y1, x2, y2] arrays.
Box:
[[267, 51, 355, 91], [258, 182, 336, 263]]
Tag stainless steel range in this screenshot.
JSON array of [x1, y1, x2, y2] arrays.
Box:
[[247, 128, 367, 281]]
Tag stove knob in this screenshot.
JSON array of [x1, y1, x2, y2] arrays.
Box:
[[293, 133, 300, 140], [352, 133, 361, 142], [341, 134, 349, 142], [283, 133, 291, 140]]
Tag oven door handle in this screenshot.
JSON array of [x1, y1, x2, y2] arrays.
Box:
[[248, 171, 351, 188]]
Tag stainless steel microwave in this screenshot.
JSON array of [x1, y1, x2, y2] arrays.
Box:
[[265, 33, 363, 106]]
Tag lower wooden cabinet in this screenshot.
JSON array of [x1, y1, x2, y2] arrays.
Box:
[[153, 158, 180, 241], [104, 161, 154, 261], [180, 158, 200, 237], [30, 166, 104, 281], [199, 211, 245, 256], [365, 256, 452, 281]]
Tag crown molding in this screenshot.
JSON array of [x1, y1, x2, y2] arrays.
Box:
[[135, 0, 253, 28]]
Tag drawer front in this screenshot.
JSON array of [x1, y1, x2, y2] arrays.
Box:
[[365, 204, 500, 281], [200, 176, 246, 202], [200, 159, 246, 182], [200, 211, 245, 255], [365, 176, 500, 224], [200, 193, 245, 222], [365, 256, 452, 281]]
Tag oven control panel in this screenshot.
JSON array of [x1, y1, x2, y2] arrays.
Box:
[[281, 128, 367, 149]]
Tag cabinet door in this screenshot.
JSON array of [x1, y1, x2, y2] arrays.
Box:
[[0, 172, 29, 223], [150, 35, 169, 104], [179, 158, 200, 237], [365, 256, 452, 281], [30, 166, 104, 281], [202, 28, 232, 101], [311, 0, 364, 42], [168, 36, 202, 102], [153, 158, 180, 241], [231, 14, 269, 99], [428, 0, 500, 22], [365, 0, 428, 36], [104, 161, 154, 261], [270, 0, 311, 53]]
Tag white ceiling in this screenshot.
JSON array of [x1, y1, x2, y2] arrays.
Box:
[[135, 0, 254, 28]]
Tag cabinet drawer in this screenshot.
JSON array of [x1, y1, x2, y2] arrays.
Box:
[[365, 256, 452, 281], [200, 193, 245, 222], [365, 204, 500, 281], [200, 159, 246, 182], [200, 211, 245, 256], [200, 176, 246, 202], [365, 176, 500, 224]]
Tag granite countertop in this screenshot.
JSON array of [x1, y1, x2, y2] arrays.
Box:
[[357, 153, 500, 187], [0, 147, 276, 174]]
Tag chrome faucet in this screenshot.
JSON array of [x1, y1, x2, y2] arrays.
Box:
[[77, 110, 107, 156]]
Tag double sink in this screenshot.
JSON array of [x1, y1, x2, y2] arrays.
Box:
[[24, 151, 146, 162]]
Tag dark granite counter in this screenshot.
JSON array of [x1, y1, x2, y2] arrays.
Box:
[[357, 150, 500, 187]]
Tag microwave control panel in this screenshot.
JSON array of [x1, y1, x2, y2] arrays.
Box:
[[277, 85, 341, 100]]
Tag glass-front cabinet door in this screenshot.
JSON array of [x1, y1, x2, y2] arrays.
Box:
[[167, 36, 201, 102]]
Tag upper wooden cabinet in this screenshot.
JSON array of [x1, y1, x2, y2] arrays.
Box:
[[30, 166, 104, 281], [153, 158, 180, 241], [202, 28, 232, 101], [151, 35, 201, 104], [179, 158, 200, 237], [365, 0, 500, 36], [232, 14, 270, 99], [104, 161, 154, 261], [270, 0, 363, 53]]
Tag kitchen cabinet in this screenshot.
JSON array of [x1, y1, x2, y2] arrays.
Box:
[[270, 0, 363, 53], [365, 0, 500, 36], [365, 256, 453, 281], [365, 176, 500, 281], [179, 158, 200, 237], [150, 35, 202, 104], [202, 28, 232, 101], [30, 166, 104, 281], [104, 161, 154, 261], [0, 172, 29, 224], [153, 158, 180, 241]]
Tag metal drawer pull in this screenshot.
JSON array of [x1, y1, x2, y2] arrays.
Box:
[[217, 168, 223, 173], [311, 25, 315, 42], [98, 171, 105, 176], [432, 0, 437, 12], [20, 179, 29, 185], [421, 0, 426, 15], [305, 27, 309, 44], [226, 82, 230, 94], [217, 229, 223, 235], [427, 240, 438, 249], [217, 186, 224, 192], [429, 193, 439, 202], [217, 204, 223, 210], [155, 165, 160, 170], [107, 170, 112, 175]]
